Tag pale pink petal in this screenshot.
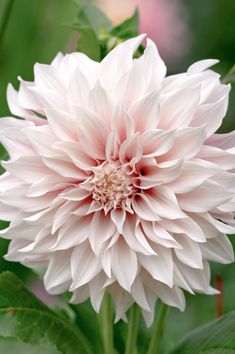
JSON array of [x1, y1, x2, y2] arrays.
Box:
[[128, 90, 160, 132], [70, 243, 101, 289], [111, 239, 138, 291]]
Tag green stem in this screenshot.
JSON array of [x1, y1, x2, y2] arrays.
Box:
[[100, 292, 115, 354], [222, 64, 235, 84], [0, 0, 15, 45], [147, 302, 169, 354], [125, 304, 140, 354]]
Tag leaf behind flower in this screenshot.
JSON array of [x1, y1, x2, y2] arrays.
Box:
[[0, 271, 93, 354], [171, 311, 235, 354]]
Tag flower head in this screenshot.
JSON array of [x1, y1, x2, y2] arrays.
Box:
[[0, 35, 234, 325]]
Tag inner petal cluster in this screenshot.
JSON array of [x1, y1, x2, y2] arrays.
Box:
[[90, 162, 136, 213]]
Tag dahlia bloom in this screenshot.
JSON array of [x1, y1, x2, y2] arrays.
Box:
[[0, 35, 235, 325]]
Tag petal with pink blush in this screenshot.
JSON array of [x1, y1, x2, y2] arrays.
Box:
[[75, 107, 109, 159], [166, 160, 216, 193], [142, 38, 167, 91], [206, 131, 235, 150], [89, 212, 116, 256], [138, 247, 173, 287], [132, 193, 161, 221], [144, 187, 186, 219], [187, 59, 219, 74], [88, 81, 112, 124], [141, 129, 175, 157], [99, 34, 145, 92], [128, 90, 160, 132], [162, 126, 206, 160], [44, 252, 71, 294], [67, 66, 90, 107], [45, 107, 77, 141], [70, 243, 101, 289], [177, 181, 232, 212], [197, 145, 235, 170], [111, 239, 138, 291], [159, 85, 200, 129], [174, 235, 203, 269], [52, 216, 91, 250], [191, 86, 230, 136], [123, 216, 156, 255], [200, 235, 234, 264]]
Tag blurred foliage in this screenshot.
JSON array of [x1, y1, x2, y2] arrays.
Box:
[[171, 311, 235, 354], [0, 0, 77, 286], [0, 272, 93, 353], [180, 0, 235, 132], [69, 0, 139, 60], [0, 0, 235, 351], [0, 0, 75, 117]]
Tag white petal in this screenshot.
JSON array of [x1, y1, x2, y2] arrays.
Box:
[[174, 234, 203, 269], [70, 243, 101, 289], [178, 181, 232, 212], [167, 160, 216, 193], [99, 34, 145, 91], [75, 107, 109, 159], [187, 59, 219, 74], [200, 235, 234, 263], [111, 208, 126, 234], [159, 85, 200, 129], [45, 107, 77, 141], [139, 247, 173, 287], [89, 273, 106, 312], [51, 215, 90, 250], [132, 193, 160, 221], [159, 217, 206, 243], [141, 129, 175, 157], [44, 252, 71, 294], [89, 212, 116, 256], [128, 90, 160, 132], [142, 38, 166, 91], [123, 216, 156, 255], [163, 126, 206, 160], [67, 66, 90, 107], [143, 187, 186, 220], [191, 84, 230, 136], [131, 277, 150, 311], [88, 81, 111, 124], [111, 240, 138, 291]]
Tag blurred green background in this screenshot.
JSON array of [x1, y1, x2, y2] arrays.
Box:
[[0, 0, 235, 352]]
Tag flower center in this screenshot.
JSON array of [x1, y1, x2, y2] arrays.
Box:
[[91, 162, 134, 213]]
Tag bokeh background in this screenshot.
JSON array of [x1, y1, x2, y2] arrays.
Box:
[[0, 0, 235, 352]]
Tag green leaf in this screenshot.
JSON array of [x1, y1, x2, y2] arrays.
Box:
[[73, 0, 112, 34], [75, 24, 101, 61], [222, 64, 235, 84], [69, 0, 112, 61], [111, 9, 139, 39], [0, 336, 59, 354], [171, 311, 235, 354], [0, 271, 93, 354]]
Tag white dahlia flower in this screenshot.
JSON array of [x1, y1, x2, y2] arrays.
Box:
[[0, 35, 235, 325]]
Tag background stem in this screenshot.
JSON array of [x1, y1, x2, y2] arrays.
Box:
[[0, 0, 15, 46], [147, 302, 169, 354], [125, 304, 140, 354], [100, 292, 115, 354]]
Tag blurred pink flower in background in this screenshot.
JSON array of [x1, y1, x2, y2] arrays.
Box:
[[96, 0, 189, 63]]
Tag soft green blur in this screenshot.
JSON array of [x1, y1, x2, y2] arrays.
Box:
[[0, 0, 76, 280], [0, 0, 235, 352]]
